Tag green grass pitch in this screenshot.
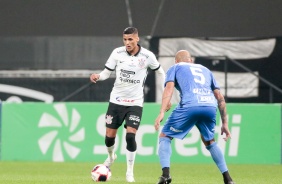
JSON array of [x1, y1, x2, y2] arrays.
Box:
[[0, 161, 281, 183]]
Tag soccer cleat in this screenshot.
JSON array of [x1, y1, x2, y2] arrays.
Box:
[[126, 174, 135, 182], [103, 153, 117, 167], [157, 176, 172, 184]]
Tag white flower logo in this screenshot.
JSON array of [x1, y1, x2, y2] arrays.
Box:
[[37, 103, 85, 162]]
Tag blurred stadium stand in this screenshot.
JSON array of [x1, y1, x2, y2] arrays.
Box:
[[0, 0, 282, 103]]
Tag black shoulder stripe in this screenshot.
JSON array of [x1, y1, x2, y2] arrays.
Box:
[[152, 65, 160, 71], [105, 66, 115, 71]]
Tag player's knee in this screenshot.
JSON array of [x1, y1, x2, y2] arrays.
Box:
[[126, 133, 136, 152], [204, 139, 215, 147], [105, 136, 115, 147]]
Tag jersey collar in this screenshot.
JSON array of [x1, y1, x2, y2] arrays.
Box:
[[126, 44, 141, 56]]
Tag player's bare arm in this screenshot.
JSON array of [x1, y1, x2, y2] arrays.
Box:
[[155, 82, 174, 130], [213, 89, 227, 124], [213, 89, 232, 141], [161, 82, 174, 112], [155, 66, 170, 110]]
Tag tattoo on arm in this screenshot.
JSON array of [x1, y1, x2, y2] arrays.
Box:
[[218, 98, 227, 123]]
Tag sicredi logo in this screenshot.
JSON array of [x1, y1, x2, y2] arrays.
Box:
[[93, 113, 241, 157], [37, 103, 85, 162]]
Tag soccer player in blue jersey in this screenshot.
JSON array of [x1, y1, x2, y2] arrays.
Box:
[[154, 50, 235, 184]]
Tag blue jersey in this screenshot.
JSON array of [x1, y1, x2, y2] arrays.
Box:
[[165, 62, 219, 107]]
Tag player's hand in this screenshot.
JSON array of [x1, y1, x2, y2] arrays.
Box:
[[154, 112, 164, 130], [90, 74, 100, 83], [221, 123, 232, 141]]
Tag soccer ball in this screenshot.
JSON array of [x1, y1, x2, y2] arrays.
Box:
[[91, 164, 112, 182]]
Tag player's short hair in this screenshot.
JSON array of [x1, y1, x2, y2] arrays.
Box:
[[123, 27, 138, 35]]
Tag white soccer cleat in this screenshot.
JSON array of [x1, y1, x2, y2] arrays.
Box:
[[103, 153, 117, 167], [126, 173, 135, 182]]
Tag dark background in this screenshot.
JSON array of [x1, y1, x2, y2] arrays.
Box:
[[0, 0, 281, 103], [1, 0, 282, 37]]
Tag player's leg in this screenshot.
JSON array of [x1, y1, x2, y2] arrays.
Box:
[[103, 102, 126, 167], [201, 136, 234, 184], [103, 128, 118, 167], [157, 133, 172, 184], [124, 105, 143, 182], [157, 107, 193, 184], [197, 106, 235, 184], [125, 126, 137, 182]]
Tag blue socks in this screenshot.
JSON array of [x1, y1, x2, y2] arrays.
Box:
[[206, 142, 228, 173], [158, 137, 172, 168], [159, 138, 228, 174]]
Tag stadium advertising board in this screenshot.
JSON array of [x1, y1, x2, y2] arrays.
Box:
[[1, 103, 281, 164]]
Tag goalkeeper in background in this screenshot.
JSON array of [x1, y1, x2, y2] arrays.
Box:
[[154, 50, 235, 184]]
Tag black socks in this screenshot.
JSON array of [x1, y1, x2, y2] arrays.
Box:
[[162, 167, 170, 178], [223, 171, 233, 183]]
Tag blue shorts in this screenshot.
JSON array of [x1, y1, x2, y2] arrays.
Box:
[[161, 106, 217, 141]]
